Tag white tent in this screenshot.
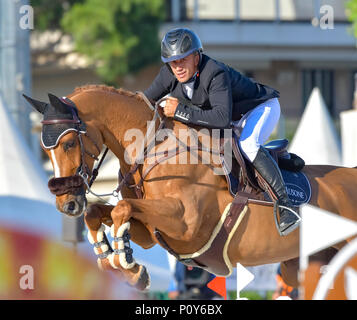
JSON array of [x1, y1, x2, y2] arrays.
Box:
[[289, 87, 342, 166], [0, 94, 61, 238], [340, 109, 357, 167]]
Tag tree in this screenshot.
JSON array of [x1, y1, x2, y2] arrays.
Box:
[[346, 0, 357, 38], [30, 0, 84, 30], [61, 0, 165, 84]]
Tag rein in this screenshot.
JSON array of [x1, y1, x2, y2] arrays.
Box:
[[82, 93, 167, 201], [113, 93, 225, 200], [111, 93, 166, 199]]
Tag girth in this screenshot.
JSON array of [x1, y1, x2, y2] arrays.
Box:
[[155, 185, 273, 277]]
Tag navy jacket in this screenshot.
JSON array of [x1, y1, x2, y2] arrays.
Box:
[[144, 54, 280, 129]]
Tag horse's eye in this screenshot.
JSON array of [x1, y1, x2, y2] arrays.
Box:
[[63, 140, 76, 151]]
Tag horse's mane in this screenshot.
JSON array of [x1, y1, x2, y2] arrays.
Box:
[[68, 84, 145, 102]]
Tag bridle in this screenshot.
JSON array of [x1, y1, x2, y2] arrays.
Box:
[[45, 98, 104, 197]]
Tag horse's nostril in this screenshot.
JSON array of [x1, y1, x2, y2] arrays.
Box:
[[61, 197, 85, 217], [67, 201, 76, 212]]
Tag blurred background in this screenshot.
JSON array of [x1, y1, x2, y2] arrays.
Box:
[[1, 0, 357, 300]]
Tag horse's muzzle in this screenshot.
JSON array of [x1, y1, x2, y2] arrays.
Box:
[[60, 194, 87, 217], [48, 176, 87, 217]]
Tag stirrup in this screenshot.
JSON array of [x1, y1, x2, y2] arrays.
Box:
[[273, 203, 301, 236]]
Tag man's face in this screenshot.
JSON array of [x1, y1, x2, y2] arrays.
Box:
[[169, 53, 200, 83]]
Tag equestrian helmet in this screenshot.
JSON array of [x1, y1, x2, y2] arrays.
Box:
[[161, 28, 203, 63]]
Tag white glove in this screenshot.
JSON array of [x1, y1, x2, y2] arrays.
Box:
[[159, 94, 171, 108]]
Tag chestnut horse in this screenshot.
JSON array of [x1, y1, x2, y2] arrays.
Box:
[[25, 85, 357, 290]]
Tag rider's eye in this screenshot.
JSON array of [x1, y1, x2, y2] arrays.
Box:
[[62, 140, 76, 151]]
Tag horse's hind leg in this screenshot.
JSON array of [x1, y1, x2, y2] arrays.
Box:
[[280, 258, 299, 288], [280, 247, 339, 288]]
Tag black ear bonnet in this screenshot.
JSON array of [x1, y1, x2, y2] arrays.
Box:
[[23, 94, 86, 149]]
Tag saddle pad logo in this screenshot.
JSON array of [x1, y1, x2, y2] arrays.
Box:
[[281, 170, 311, 206], [286, 183, 308, 205]]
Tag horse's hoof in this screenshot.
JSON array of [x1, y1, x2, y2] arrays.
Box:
[[133, 265, 151, 291]]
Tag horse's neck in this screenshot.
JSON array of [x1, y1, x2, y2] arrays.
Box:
[[76, 90, 154, 171]]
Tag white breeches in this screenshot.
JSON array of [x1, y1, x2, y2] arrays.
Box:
[[236, 98, 281, 162]]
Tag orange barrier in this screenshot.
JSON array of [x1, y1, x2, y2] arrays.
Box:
[[0, 226, 137, 299]]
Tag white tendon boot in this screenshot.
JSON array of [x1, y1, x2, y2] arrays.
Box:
[[109, 222, 136, 269], [87, 224, 112, 270]]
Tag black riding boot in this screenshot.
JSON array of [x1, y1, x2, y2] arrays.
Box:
[[252, 147, 301, 236]]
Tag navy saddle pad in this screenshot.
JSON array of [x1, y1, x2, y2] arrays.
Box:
[[281, 169, 311, 206], [225, 167, 311, 206]]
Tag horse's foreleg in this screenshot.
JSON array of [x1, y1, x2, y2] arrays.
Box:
[[84, 204, 117, 273], [111, 197, 189, 242], [86, 203, 155, 249], [109, 197, 190, 289], [85, 203, 152, 290]]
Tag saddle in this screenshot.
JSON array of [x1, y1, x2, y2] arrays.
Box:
[[228, 130, 306, 200]]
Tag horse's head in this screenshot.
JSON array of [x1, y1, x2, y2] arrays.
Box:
[[24, 93, 102, 217]]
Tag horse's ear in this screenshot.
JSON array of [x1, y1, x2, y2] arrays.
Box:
[[23, 94, 47, 114], [48, 93, 69, 114]]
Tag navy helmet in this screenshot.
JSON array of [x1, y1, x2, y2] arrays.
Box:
[[161, 28, 203, 63]]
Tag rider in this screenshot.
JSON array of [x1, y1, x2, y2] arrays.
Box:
[[144, 28, 300, 236]]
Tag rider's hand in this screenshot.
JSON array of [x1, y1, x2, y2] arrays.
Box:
[[163, 97, 179, 118]]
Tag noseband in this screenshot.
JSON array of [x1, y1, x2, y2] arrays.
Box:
[[48, 175, 85, 196], [45, 98, 103, 196]]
